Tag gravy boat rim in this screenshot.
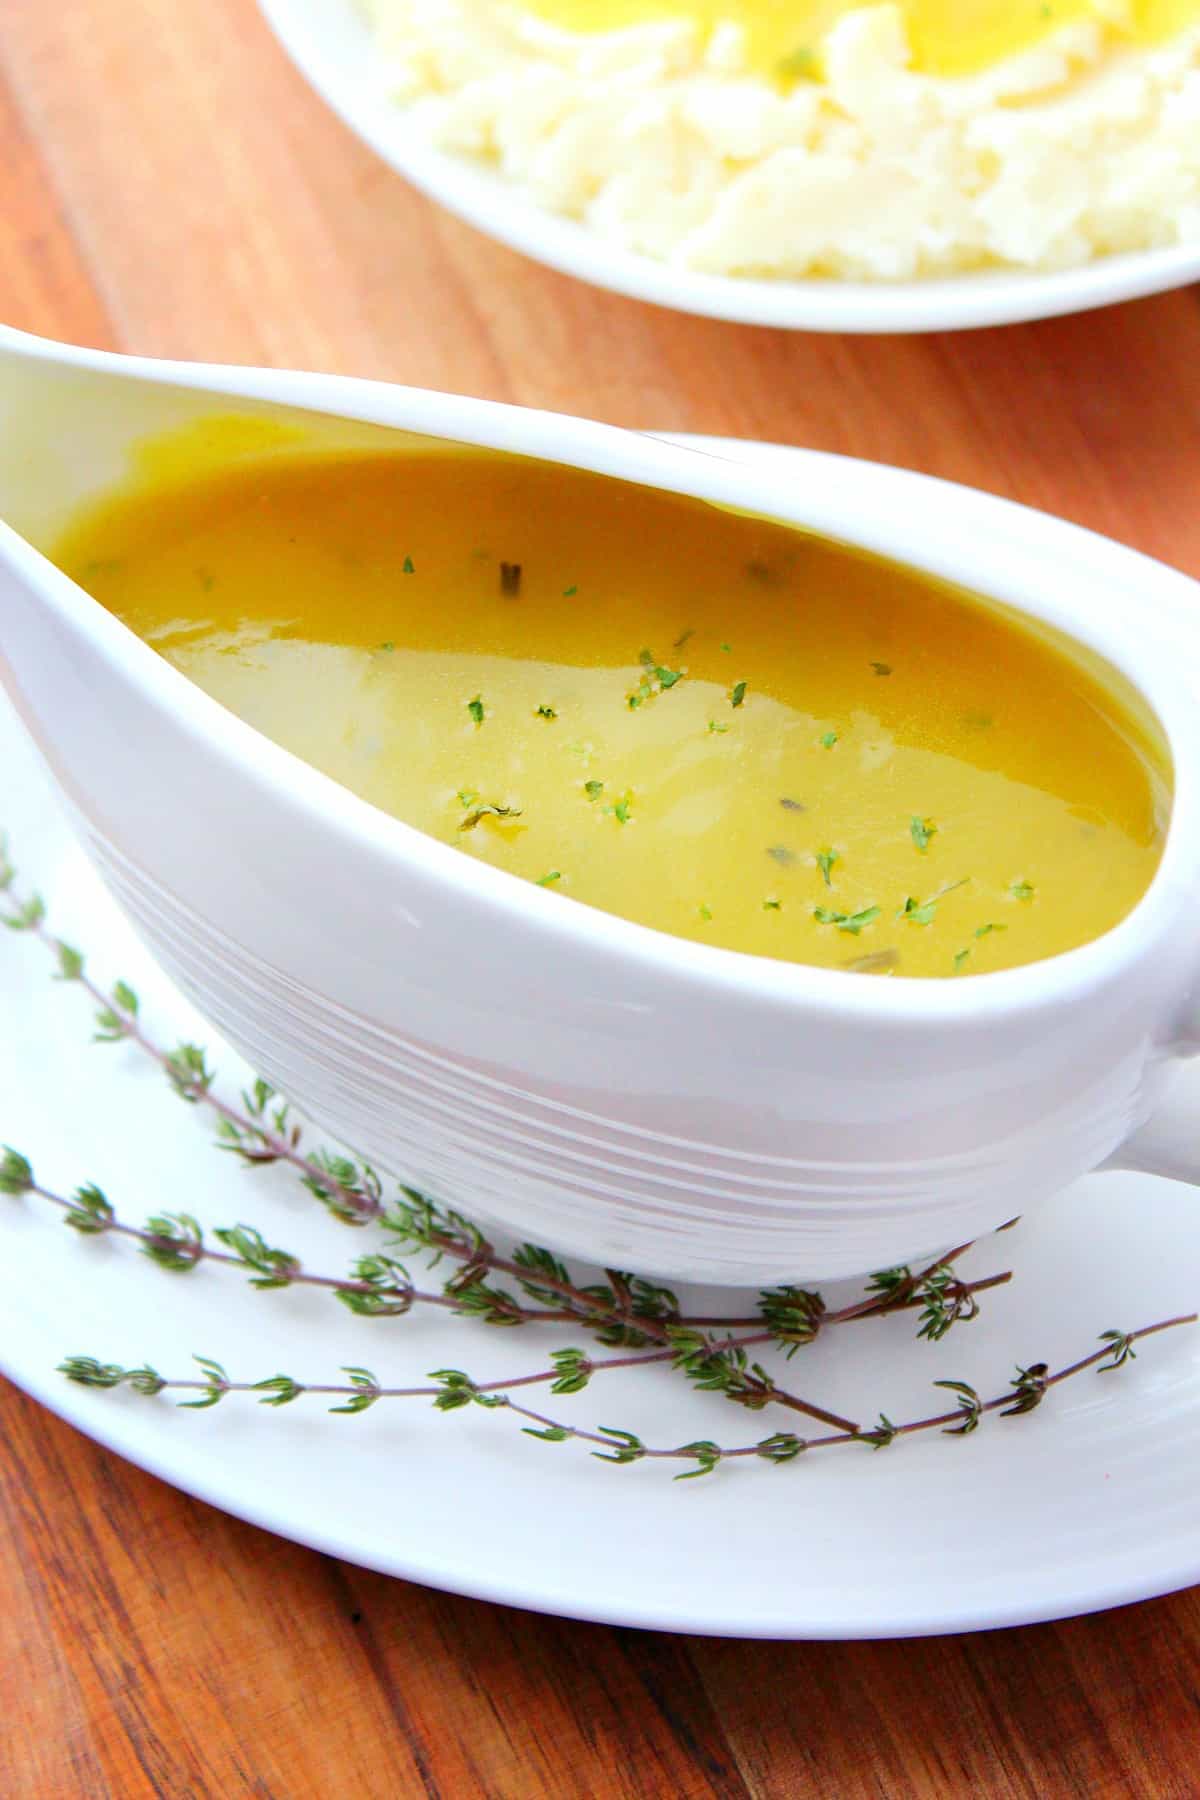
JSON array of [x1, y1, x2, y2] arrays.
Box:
[[8, 328, 1198, 1028]]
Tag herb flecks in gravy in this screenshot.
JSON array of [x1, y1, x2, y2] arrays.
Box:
[[55, 443, 1169, 979]]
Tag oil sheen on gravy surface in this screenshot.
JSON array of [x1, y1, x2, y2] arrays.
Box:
[[54, 440, 1169, 979], [511, 0, 1200, 79]]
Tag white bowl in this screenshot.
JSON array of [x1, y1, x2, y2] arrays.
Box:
[[258, 0, 1200, 334], [5, 329, 1200, 1286]]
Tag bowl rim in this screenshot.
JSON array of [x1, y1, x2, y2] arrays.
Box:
[[9, 331, 1200, 1033], [256, 0, 1200, 335]]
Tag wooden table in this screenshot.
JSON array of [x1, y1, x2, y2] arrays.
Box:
[[3, 4, 1200, 1794]]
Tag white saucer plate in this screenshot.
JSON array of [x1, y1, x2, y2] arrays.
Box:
[[2, 439, 1199, 1639], [258, 0, 1200, 334]]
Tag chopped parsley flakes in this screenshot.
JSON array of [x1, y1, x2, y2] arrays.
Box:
[[467, 695, 485, 726], [814, 905, 880, 935], [629, 649, 684, 709], [898, 879, 968, 926], [910, 816, 936, 853]]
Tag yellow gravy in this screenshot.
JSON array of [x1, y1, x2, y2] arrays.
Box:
[[513, 0, 1200, 79], [54, 444, 1168, 979]]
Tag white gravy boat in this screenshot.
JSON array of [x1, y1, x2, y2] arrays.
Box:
[[3, 323, 1200, 1285]]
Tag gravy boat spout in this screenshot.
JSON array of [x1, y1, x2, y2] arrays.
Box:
[[3, 323, 1200, 1286]]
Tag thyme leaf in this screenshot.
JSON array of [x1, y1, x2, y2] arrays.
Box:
[[459, 802, 522, 832]]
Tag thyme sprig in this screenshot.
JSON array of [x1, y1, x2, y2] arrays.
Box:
[[4, 1162, 572, 1320], [3, 1136, 1010, 1377], [7, 1154, 870, 1423], [7, 861, 1019, 1325], [7, 849, 1187, 1482], [17, 1155, 1006, 1432], [8, 884, 375, 1224], [58, 1315, 1195, 1479], [1, 862, 1016, 1361]]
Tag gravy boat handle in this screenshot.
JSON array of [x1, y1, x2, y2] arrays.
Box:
[[1105, 1053, 1200, 1186]]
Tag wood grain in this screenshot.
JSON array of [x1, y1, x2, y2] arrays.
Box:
[[2, 2, 1199, 1794]]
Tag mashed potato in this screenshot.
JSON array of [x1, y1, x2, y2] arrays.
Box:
[[362, 1, 1200, 280]]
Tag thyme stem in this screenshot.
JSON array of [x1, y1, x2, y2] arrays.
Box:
[[59, 1314, 1196, 1475], [51, 933, 371, 1221], [20, 1179, 856, 1426], [29, 1182, 518, 1315]]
